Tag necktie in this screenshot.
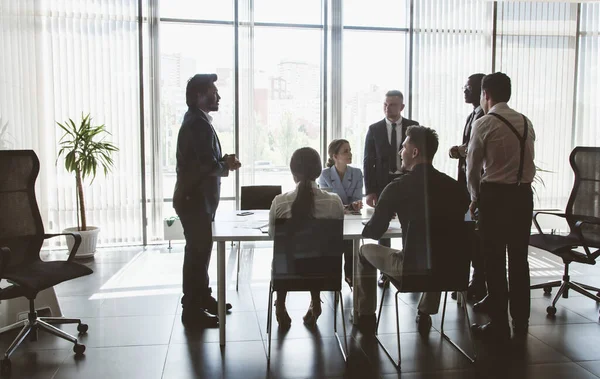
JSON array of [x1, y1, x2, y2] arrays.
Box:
[[390, 122, 397, 173], [463, 111, 476, 144]]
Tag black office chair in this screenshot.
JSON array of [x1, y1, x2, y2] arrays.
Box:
[[266, 218, 347, 365], [375, 220, 476, 370], [235, 185, 282, 291], [529, 146, 600, 316], [0, 150, 93, 376], [240, 185, 282, 211]]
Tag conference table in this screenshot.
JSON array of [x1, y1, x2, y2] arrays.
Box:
[[212, 209, 402, 346]]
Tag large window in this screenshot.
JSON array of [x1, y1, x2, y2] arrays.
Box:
[[341, 31, 407, 170], [412, 0, 492, 178], [341, 0, 409, 173], [5, 0, 600, 246], [159, 23, 236, 220], [238, 5, 324, 194], [1, 0, 144, 246], [576, 3, 600, 147], [496, 2, 578, 209]]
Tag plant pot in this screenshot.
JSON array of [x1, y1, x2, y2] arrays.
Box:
[[63, 226, 100, 259]]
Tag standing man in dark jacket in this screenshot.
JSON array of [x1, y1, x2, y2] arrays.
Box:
[[363, 90, 419, 286], [174, 74, 241, 328], [449, 73, 486, 301]]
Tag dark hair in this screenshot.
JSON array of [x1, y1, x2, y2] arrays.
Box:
[[290, 147, 322, 219], [405, 126, 439, 161], [326, 139, 350, 168], [481, 72, 511, 103], [185, 73, 218, 108], [385, 90, 404, 103], [468, 73, 485, 94]]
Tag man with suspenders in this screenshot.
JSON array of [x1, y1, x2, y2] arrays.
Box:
[[466, 72, 536, 341]]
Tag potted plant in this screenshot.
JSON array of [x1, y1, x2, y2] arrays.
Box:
[[56, 113, 118, 258]]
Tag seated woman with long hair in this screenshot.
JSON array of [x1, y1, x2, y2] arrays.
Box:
[[268, 147, 344, 328]]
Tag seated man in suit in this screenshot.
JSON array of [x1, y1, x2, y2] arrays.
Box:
[[356, 126, 470, 333]]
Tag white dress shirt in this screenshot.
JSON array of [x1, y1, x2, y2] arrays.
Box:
[[199, 108, 213, 123], [466, 102, 536, 202], [385, 117, 404, 174], [268, 181, 344, 236]]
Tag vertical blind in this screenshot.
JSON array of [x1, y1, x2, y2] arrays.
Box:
[[576, 3, 600, 147], [496, 2, 578, 209], [0, 0, 143, 246], [2, 0, 599, 246], [412, 0, 493, 179]]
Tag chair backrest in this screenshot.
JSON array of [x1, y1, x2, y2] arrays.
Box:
[[396, 219, 472, 293], [272, 218, 344, 291], [240, 185, 282, 210], [0, 150, 45, 269], [566, 147, 600, 248]]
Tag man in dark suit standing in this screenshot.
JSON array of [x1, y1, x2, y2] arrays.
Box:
[[173, 74, 241, 328], [364, 90, 419, 287], [449, 73, 486, 301]]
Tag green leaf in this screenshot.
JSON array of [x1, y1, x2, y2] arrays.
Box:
[[55, 113, 119, 226]]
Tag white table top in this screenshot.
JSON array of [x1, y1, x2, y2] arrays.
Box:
[[212, 209, 401, 241]]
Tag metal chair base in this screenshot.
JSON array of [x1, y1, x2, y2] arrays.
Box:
[[0, 312, 84, 360], [531, 263, 600, 313], [374, 285, 476, 371], [266, 284, 348, 366]]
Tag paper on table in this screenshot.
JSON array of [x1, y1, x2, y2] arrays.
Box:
[[235, 221, 269, 229]]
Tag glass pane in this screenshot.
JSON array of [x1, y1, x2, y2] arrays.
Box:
[[576, 4, 600, 147], [414, 0, 490, 30], [341, 30, 407, 174], [343, 0, 408, 28], [239, 27, 322, 194], [160, 23, 236, 205], [496, 2, 578, 209], [159, 0, 233, 21], [253, 0, 322, 25], [411, 0, 492, 182]]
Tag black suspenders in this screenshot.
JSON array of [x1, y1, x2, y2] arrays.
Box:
[[487, 112, 529, 185]]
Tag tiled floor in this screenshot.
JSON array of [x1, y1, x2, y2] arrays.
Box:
[[1, 242, 600, 378]]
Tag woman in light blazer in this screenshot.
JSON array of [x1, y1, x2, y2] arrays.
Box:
[[318, 139, 364, 287]]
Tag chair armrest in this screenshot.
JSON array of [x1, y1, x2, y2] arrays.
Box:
[[574, 216, 600, 226], [571, 219, 600, 263], [532, 211, 567, 235], [0, 247, 11, 275], [45, 232, 82, 262]]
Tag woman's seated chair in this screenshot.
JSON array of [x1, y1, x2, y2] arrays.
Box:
[[266, 218, 347, 365]]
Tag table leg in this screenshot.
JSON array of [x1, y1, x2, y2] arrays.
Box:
[[218, 241, 226, 346], [352, 239, 360, 325]]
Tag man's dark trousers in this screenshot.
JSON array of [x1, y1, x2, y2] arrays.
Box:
[[479, 182, 533, 326], [178, 207, 214, 309]]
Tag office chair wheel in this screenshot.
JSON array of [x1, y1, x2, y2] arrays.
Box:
[[450, 291, 457, 300], [546, 306, 557, 316], [77, 323, 89, 334], [73, 343, 86, 356], [0, 359, 11, 376], [543, 286, 552, 294]]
